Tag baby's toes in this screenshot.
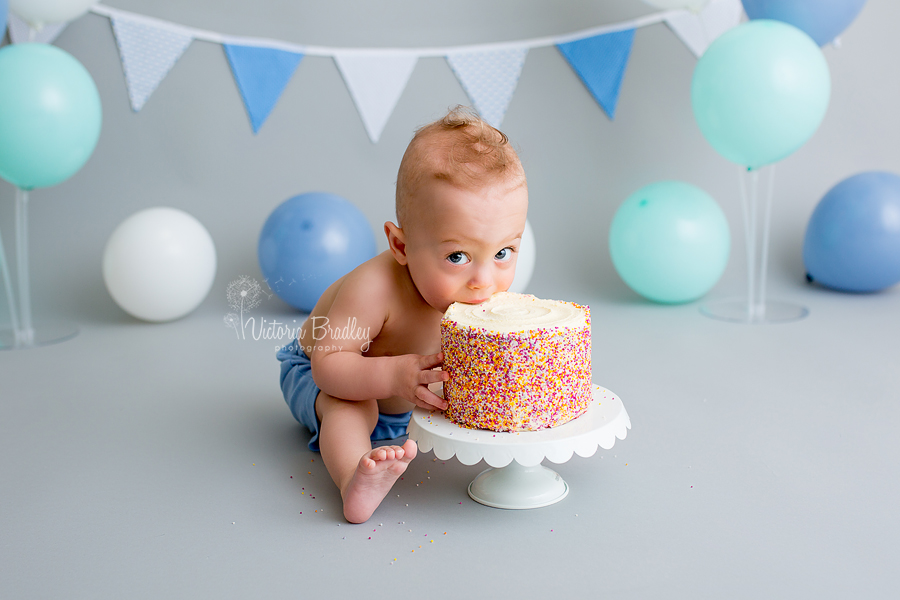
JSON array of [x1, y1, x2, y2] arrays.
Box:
[[401, 440, 417, 462]]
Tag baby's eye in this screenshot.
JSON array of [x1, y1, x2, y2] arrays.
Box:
[[495, 247, 514, 262], [447, 252, 470, 265]]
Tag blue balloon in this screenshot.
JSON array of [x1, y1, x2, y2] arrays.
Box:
[[742, 0, 867, 46], [803, 172, 900, 293], [609, 181, 730, 304], [258, 192, 377, 312]]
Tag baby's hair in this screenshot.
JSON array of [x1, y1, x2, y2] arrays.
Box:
[[395, 106, 525, 227]]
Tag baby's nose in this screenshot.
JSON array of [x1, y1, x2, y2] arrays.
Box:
[[467, 266, 492, 289]]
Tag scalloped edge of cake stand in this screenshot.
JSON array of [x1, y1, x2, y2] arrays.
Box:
[[408, 385, 630, 509]]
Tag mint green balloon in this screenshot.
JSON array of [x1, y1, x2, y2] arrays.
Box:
[[0, 44, 102, 190], [609, 181, 730, 304], [692, 20, 830, 169]]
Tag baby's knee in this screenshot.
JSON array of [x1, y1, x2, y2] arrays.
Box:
[[315, 392, 379, 426]]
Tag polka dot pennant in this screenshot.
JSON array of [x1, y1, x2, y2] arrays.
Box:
[[446, 47, 528, 129]]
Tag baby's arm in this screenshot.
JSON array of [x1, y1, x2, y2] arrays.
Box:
[[309, 269, 447, 411]]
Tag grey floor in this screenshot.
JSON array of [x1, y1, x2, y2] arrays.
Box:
[[3, 0, 900, 597], [3, 276, 899, 598]]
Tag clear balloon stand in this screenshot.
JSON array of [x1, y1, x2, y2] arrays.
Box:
[[0, 188, 78, 350], [701, 165, 809, 324]]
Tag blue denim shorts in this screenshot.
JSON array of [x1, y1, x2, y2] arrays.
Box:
[[276, 343, 412, 452]]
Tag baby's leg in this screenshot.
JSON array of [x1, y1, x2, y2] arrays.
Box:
[[315, 392, 416, 523]]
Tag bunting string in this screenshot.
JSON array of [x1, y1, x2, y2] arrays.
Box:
[[74, 1, 743, 141], [92, 4, 671, 57]]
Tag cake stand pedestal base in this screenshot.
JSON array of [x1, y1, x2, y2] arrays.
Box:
[[468, 460, 568, 509], [408, 385, 630, 510]]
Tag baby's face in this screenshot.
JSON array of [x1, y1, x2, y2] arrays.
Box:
[[402, 177, 528, 312]]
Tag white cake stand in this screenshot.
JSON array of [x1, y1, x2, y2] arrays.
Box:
[[407, 385, 630, 510]]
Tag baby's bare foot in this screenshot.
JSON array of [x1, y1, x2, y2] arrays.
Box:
[[342, 439, 417, 523]]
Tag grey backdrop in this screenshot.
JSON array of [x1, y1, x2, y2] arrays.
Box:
[[3, 0, 898, 321], [2, 1, 899, 598]]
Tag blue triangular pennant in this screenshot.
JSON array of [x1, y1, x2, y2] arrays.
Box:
[[224, 44, 304, 133], [557, 29, 635, 119]]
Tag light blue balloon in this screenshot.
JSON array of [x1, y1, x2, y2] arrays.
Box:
[[0, 44, 102, 190], [691, 20, 830, 170], [742, 0, 867, 47], [609, 181, 730, 304], [803, 172, 900, 293], [258, 192, 377, 312]]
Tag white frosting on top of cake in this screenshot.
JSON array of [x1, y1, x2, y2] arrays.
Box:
[[444, 292, 586, 334]]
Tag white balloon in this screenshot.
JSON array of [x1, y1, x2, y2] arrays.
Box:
[[641, 0, 709, 12], [103, 208, 217, 323], [508, 219, 536, 294], [10, 0, 97, 28]]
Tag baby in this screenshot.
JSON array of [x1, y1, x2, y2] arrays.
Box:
[[277, 107, 528, 523]]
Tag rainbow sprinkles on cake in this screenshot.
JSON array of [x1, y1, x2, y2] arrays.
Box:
[[440, 292, 592, 432]]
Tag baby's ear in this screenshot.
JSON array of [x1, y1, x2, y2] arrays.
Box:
[[384, 222, 408, 265]]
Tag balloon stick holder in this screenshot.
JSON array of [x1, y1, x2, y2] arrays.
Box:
[[0, 188, 78, 350], [701, 165, 809, 324]]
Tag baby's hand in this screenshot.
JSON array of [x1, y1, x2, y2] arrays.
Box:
[[393, 352, 449, 411]]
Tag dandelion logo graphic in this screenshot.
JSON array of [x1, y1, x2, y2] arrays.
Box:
[[222, 275, 308, 346], [224, 276, 262, 339]]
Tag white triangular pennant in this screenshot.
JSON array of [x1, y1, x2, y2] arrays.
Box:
[[111, 16, 194, 111], [446, 47, 528, 129], [665, 0, 744, 58], [334, 53, 418, 143], [8, 13, 68, 44]]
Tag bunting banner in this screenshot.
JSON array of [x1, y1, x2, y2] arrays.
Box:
[[224, 44, 303, 133], [557, 28, 635, 120], [110, 15, 193, 112], [54, 1, 745, 141], [334, 53, 418, 143], [665, 0, 744, 57], [446, 47, 528, 129], [8, 13, 67, 44]]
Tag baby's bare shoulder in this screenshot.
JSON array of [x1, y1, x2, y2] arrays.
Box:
[[330, 252, 406, 313], [336, 253, 440, 356]]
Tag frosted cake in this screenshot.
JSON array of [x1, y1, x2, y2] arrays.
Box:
[[440, 292, 592, 432]]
